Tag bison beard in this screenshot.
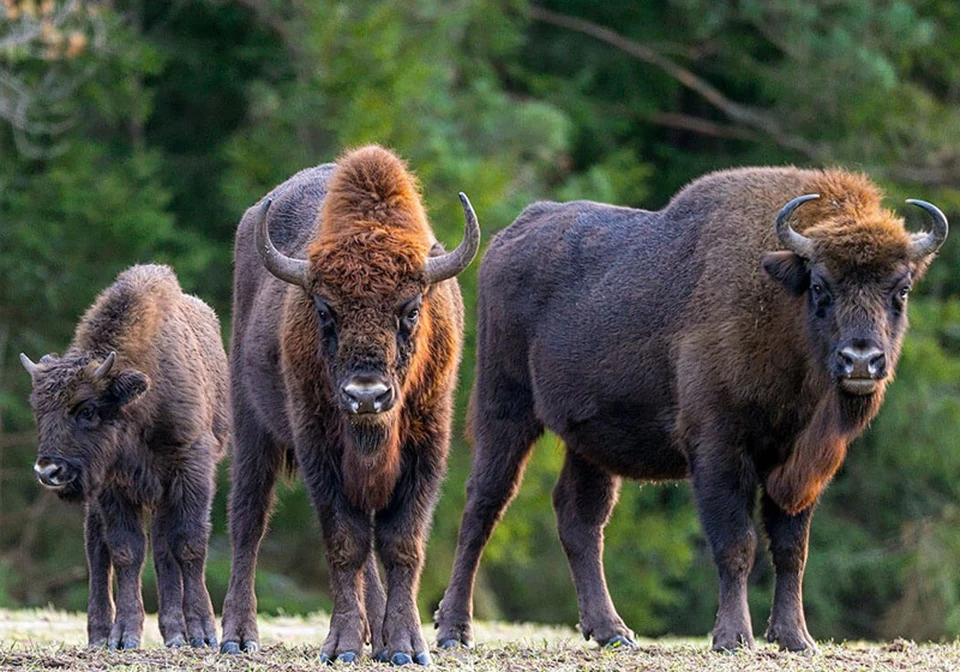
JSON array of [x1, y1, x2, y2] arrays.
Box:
[[435, 166, 946, 656], [342, 418, 401, 512]]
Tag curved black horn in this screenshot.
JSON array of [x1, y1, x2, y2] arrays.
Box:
[[94, 351, 116, 379], [905, 199, 949, 260], [423, 192, 481, 284], [775, 194, 819, 258], [19, 353, 37, 376], [254, 198, 310, 288]]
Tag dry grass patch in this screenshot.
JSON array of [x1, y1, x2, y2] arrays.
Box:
[[1, 609, 958, 671]]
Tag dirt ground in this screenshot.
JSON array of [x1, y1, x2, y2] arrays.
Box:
[[1, 609, 958, 671]]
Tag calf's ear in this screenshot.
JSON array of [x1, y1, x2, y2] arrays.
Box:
[[105, 370, 150, 407], [762, 251, 810, 296]]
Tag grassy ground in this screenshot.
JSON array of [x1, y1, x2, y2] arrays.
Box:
[[1, 609, 958, 671]]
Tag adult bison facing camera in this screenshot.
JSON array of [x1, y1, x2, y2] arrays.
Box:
[[220, 146, 478, 665], [20, 264, 228, 650], [435, 168, 947, 653]]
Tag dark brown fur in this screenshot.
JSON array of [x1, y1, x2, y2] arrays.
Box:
[[221, 146, 463, 664], [435, 167, 941, 653], [22, 264, 228, 650]]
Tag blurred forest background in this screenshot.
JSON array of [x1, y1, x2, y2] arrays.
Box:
[[3, 0, 960, 643]]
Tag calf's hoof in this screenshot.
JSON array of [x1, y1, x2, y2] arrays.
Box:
[[220, 639, 258, 654], [601, 634, 637, 649]]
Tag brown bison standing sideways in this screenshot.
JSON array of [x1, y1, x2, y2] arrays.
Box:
[[220, 146, 478, 665], [20, 264, 228, 650], [435, 168, 948, 652]]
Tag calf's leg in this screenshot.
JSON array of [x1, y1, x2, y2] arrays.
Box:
[[151, 512, 187, 647], [761, 493, 817, 652], [84, 505, 114, 647], [553, 449, 634, 647], [221, 412, 282, 654], [174, 437, 219, 648], [99, 491, 146, 650]]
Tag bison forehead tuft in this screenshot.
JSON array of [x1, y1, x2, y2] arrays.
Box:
[[309, 227, 431, 300], [807, 215, 912, 271], [317, 144, 429, 237], [31, 358, 102, 407]]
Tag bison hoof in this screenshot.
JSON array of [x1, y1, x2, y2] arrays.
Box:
[[221, 639, 258, 655], [437, 637, 471, 649], [165, 635, 186, 648], [414, 652, 431, 666], [220, 641, 240, 655], [390, 653, 412, 666], [320, 650, 359, 664], [601, 634, 637, 649], [191, 636, 218, 648], [108, 637, 138, 650], [375, 649, 390, 663]]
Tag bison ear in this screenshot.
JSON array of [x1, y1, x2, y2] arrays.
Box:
[[105, 369, 150, 407], [762, 251, 810, 296]]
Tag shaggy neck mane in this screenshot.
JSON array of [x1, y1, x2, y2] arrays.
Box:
[[764, 169, 907, 513]]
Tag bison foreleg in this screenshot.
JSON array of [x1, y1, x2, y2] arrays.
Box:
[[761, 493, 817, 652], [84, 504, 114, 648], [99, 490, 146, 650], [553, 449, 635, 648], [315, 496, 373, 664], [374, 447, 444, 666], [363, 551, 386, 654], [690, 440, 759, 652], [220, 412, 282, 655]]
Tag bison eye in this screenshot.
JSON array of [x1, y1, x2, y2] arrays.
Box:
[[313, 296, 335, 328], [75, 404, 99, 428], [398, 295, 423, 333], [811, 283, 824, 298], [898, 286, 910, 300]]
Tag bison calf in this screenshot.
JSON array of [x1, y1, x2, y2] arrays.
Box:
[[219, 146, 478, 665], [20, 264, 228, 650], [435, 168, 947, 652]]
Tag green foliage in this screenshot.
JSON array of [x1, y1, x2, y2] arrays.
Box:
[[2, 0, 960, 644]]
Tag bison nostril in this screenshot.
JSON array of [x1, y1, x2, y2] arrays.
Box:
[[868, 352, 886, 377], [34, 460, 66, 486], [838, 346, 885, 379], [342, 377, 393, 414], [838, 350, 855, 376]]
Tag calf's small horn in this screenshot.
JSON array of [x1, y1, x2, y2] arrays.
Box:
[[19, 353, 37, 376], [94, 351, 116, 379], [424, 192, 481, 284], [254, 198, 310, 288], [775, 193, 819, 259], [905, 199, 949, 260]]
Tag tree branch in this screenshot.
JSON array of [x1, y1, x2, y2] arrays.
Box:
[[528, 5, 823, 159]]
